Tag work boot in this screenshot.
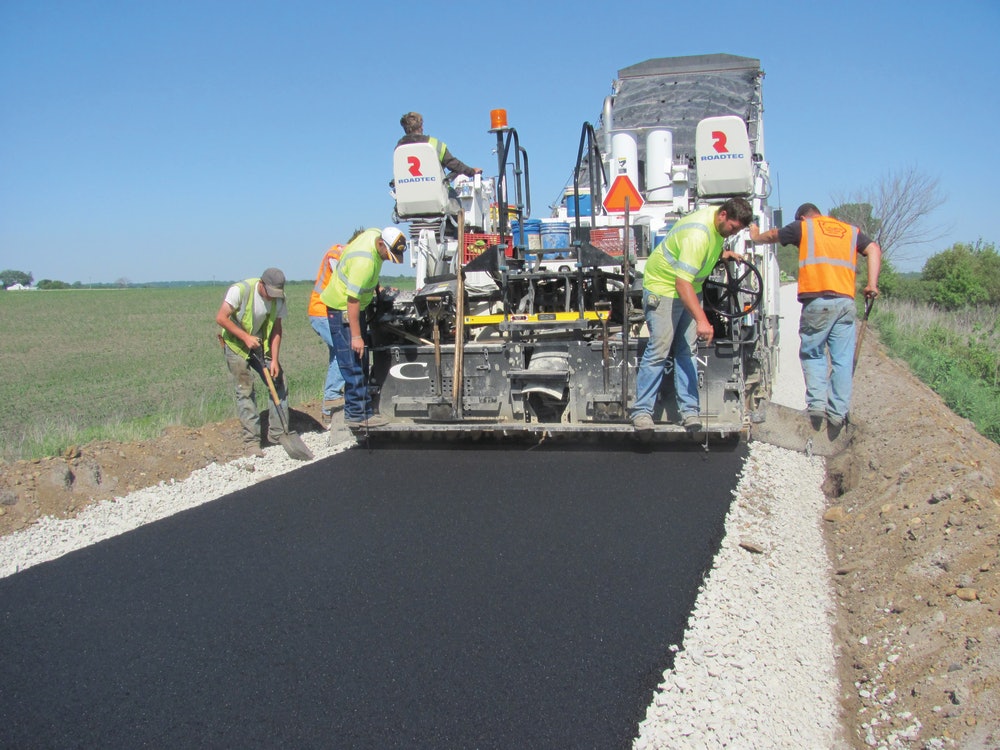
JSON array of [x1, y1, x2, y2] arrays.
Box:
[[807, 407, 826, 427], [323, 396, 345, 412], [681, 413, 702, 431], [346, 413, 391, 428], [631, 413, 655, 432], [243, 443, 265, 458]]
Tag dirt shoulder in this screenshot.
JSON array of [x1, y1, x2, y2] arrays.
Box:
[[826, 336, 1000, 748], [1, 333, 998, 747], [0, 405, 328, 537]]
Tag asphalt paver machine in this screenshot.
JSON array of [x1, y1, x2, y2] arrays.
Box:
[[366, 54, 781, 444]]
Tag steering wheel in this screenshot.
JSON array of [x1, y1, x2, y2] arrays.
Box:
[[703, 259, 764, 320]]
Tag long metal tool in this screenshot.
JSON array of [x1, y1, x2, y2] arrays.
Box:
[[620, 197, 631, 416], [452, 210, 466, 419], [852, 295, 876, 375], [249, 349, 314, 461]]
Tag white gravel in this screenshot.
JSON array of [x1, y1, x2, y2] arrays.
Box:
[[634, 440, 844, 748], [2, 285, 845, 747], [635, 283, 845, 748]]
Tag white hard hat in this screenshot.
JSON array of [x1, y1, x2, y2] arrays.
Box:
[[381, 227, 406, 263]]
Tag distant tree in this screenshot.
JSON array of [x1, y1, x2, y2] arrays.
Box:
[[922, 240, 999, 309], [829, 166, 947, 264], [115, 277, 131, 288], [857, 255, 899, 298], [830, 203, 881, 239], [0, 269, 33, 287], [37, 279, 72, 290]]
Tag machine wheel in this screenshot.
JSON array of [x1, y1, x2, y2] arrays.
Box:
[[703, 260, 763, 320]]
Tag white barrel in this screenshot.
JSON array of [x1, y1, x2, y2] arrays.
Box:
[[645, 129, 673, 200], [610, 132, 639, 186]]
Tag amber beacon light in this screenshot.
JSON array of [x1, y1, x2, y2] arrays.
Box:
[[490, 108, 508, 130]]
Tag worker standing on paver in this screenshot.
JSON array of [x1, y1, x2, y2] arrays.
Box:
[[750, 202, 881, 428], [215, 268, 289, 456], [320, 228, 407, 429], [631, 197, 752, 433]]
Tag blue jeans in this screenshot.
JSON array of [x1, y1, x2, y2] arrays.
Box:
[[799, 296, 856, 421], [326, 308, 373, 422], [310, 315, 346, 405], [631, 290, 700, 419]]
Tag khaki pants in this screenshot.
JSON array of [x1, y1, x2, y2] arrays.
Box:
[[223, 346, 289, 445]]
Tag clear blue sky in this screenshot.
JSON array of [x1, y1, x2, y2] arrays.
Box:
[[1, 0, 996, 284]]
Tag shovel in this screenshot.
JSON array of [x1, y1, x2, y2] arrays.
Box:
[[248, 349, 314, 461], [853, 295, 876, 375]]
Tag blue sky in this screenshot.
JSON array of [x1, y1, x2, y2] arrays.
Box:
[[1, 0, 996, 284]]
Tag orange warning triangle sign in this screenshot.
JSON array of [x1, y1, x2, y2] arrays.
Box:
[[603, 174, 644, 213]]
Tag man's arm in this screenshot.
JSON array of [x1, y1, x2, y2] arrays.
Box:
[[347, 297, 365, 356], [215, 301, 259, 351], [863, 242, 882, 299], [268, 318, 282, 376], [749, 224, 779, 244], [675, 278, 715, 344], [441, 145, 480, 178]]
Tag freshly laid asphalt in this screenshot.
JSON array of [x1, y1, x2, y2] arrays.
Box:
[[0, 442, 746, 749]]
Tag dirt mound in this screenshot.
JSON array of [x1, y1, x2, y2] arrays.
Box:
[[1, 335, 998, 747]]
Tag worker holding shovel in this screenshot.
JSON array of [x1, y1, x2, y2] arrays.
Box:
[[215, 268, 312, 460], [751, 203, 881, 430]]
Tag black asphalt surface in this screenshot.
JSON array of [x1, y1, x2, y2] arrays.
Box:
[[0, 442, 746, 749]]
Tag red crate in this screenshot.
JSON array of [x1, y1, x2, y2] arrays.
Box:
[[462, 233, 514, 263], [589, 227, 636, 257]]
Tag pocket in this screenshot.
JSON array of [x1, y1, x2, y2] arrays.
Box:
[[800, 302, 834, 334]]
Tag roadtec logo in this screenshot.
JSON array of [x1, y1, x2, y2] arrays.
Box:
[[700, 130, 745, 161], [398, 155, 439, 184]]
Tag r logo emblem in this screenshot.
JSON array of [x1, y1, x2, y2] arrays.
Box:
[[407, 156, 422, 177], [711, 131, 729, 153]]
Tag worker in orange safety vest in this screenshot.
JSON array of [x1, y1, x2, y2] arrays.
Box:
[[750, 202, 881, 429], [309, 242, 347, 423]]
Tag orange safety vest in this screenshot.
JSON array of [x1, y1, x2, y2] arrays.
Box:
[[797, 216, 860, 298], [307, 244, 345, 317]]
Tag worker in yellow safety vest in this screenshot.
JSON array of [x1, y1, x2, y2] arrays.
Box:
[[750, 202, 881, 428], [397, 111, 481, 178], [215, 268, 290, 457], [631, 197, 752, 433], [320, 227, 407, 429]]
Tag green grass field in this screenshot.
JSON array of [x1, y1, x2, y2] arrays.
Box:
[[0, 283, 336, 461], [872, 299, 1000, 443]]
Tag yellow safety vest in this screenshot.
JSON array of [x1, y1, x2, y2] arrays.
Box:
[[643, 207, 723, 297], [220, 279, 277, 358], [319, 229, 384, 311]]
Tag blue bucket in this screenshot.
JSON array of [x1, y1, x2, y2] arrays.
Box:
[[540, 221, 571, 250], [510, 219, 542, 250], [566, 191, 592, 217]]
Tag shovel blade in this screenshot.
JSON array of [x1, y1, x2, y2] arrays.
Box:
[[750, 402, 852, 457], [276, 432, 314, 461]]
